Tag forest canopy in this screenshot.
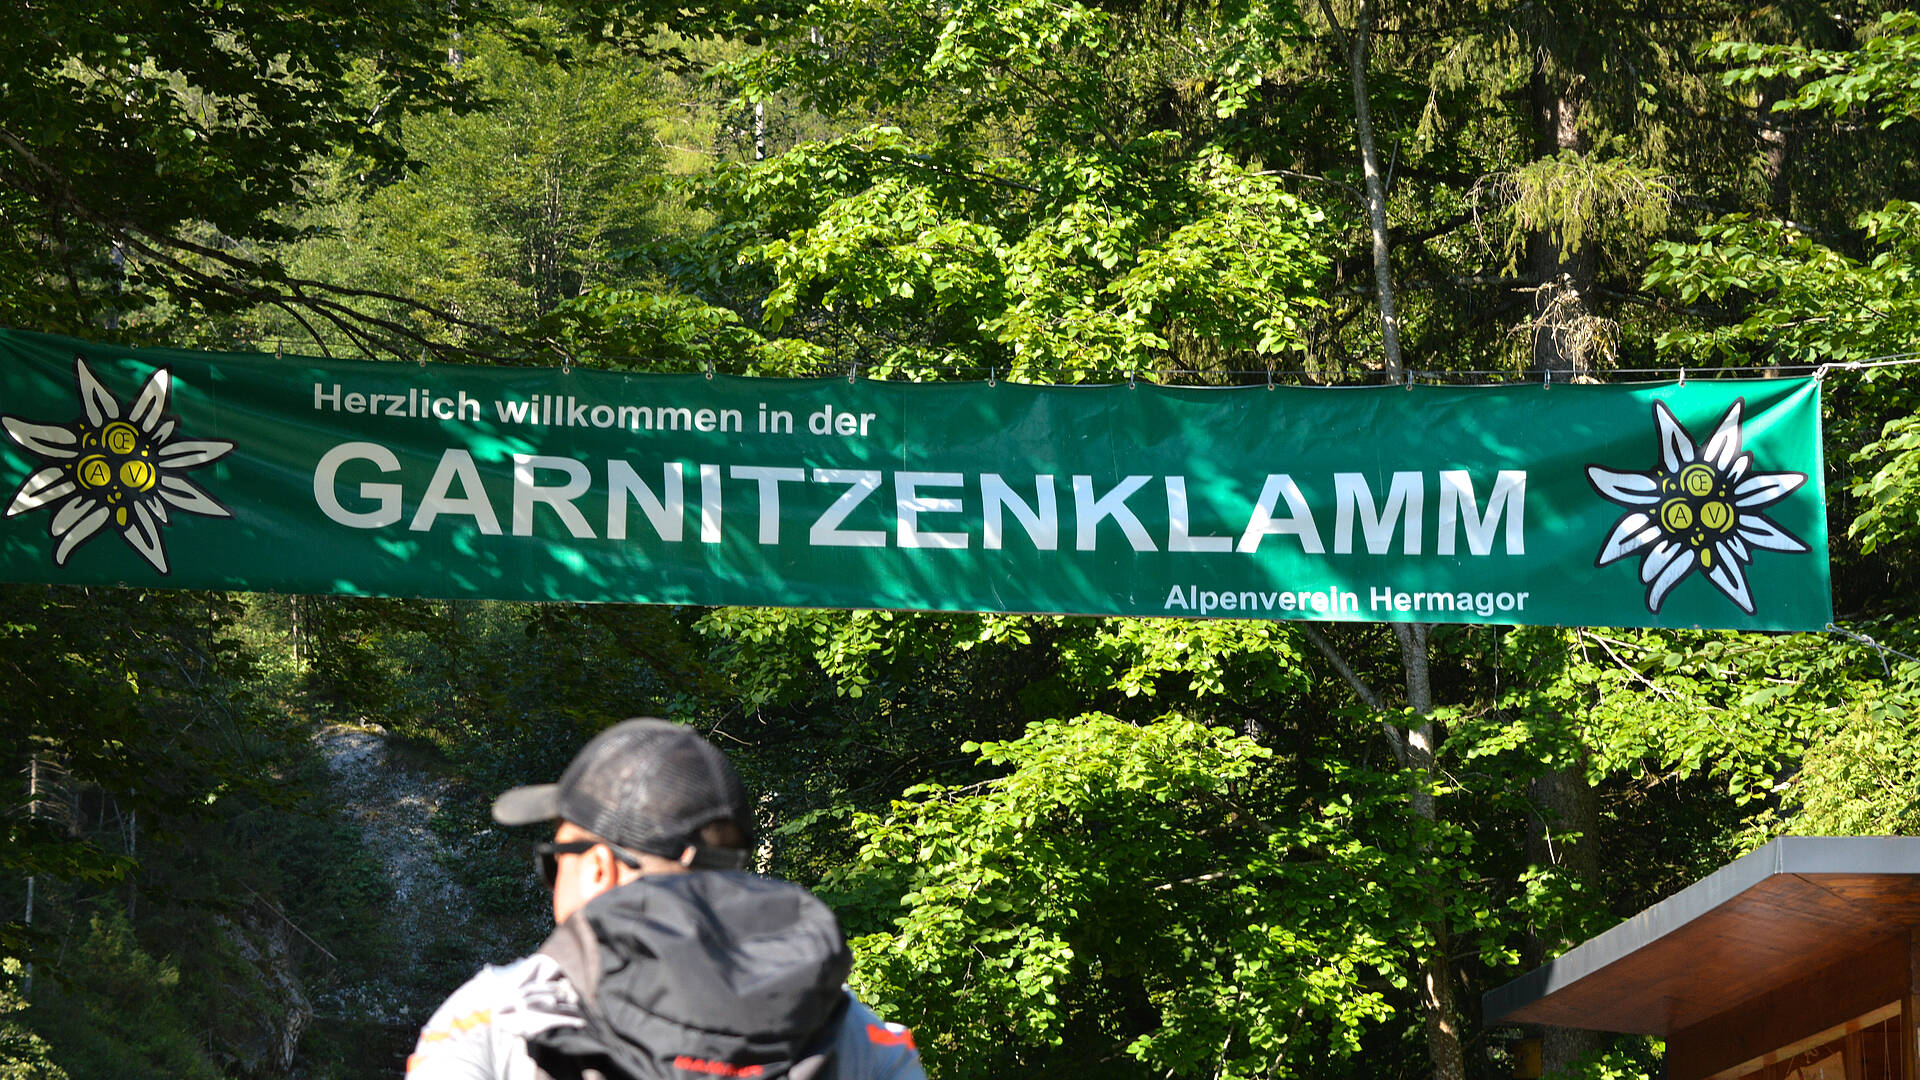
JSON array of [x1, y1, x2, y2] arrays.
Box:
[[2, 0, 1919, 1078]]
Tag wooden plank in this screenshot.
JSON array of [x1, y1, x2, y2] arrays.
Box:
[[1906, 930, 1919, 1080], [1797, 876, 1920, 919], [1902, 995, 1917, 1080], [1667, 938, 1905, 1080], [1516, 875, 1911, 1034], [1487, 844, 1920, 1036], [1690, 1003, 1897, 1080]]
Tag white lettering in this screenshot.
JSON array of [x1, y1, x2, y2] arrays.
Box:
[[410, 450, 502, 534], [700, 464, 722, 543], [896, 472, 968, 549], [1073, 475, 1156, 552], [804, 406, 866, 436], [1166, 477, 1231, 552], [314, 442, 402, 528], [811, 469, 885, 547], [982, 474, 1058, 550], [1437, 470, 1527, 556], [732, 466, 806, 544], [511, 455, 594, 538], [607, 461, 683, 541], [1237, 475, 1324, 553], [1334, 472, 1423, 554]]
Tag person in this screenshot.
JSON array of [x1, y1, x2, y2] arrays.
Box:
[[406, 718, 927, 1080]]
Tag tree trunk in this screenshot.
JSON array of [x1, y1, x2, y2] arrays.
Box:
[[1756, 79, 1794, 380], [290, 595, 304, 669], [124, 807, 138, 922], [1525, 12, 1605, 1063], [1525, 743, 1602, 1073], [1321, 0, 1403, 380], [446, 599, 465, 722], [1758, 78, 1795, 216], [1525, 21, 1595, 378], [1396, 623, 1466, 1080], [24, 755, 38, 999], [1318, 3, 1463, 1073]]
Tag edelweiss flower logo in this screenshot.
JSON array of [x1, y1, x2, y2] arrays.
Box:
[[1587, 399, 1808, 615], [2, 356, 234, 573]]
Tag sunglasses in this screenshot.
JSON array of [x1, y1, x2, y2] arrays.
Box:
[[533, 839, 644, 888]]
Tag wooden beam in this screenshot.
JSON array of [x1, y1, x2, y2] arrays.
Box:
[[1903, 929, 1919, 1080], [1895, 996, 1912, 1080], [1668, 937, 1906, 1080], [1692, 1003, 1897, 1080]]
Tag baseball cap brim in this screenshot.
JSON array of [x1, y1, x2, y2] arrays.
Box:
[[492, 783, 562, 827]]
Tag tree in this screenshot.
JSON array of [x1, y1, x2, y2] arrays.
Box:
[[0, 0, 524, 352], [650, 2, 1920, 1078], [563, 0, 1333, 381], [829, 714, 1457, 1079], [232, 17, 680, 356], [10, 1, 1920, 1077]]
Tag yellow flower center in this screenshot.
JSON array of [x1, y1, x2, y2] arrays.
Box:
[[1660, 499, 1694, 532], [119, 459, 156, 492], [1655, 461, 1739, 556], [1699, 499, 1734, 534], [103, 422, 141, 456], [70, 421, 158, 505], [77, 455, 113, 489]]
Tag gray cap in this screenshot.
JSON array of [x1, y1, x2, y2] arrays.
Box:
[[493, 718, 753, 869]]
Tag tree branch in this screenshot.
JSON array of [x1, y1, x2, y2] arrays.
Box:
[[1316, 0, 1404, 379], [1298, 623, 1384, 710], [1297, 623, 1410, 767], [1, 123, 562, 363]]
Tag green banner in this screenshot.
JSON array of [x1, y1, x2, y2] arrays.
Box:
[[0, 328, 1830, 629]]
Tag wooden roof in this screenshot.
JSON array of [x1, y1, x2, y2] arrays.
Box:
[[1483, 836, 1920, 1035]]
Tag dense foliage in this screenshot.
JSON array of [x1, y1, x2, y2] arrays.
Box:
[[3, 1, 1920, 1078]]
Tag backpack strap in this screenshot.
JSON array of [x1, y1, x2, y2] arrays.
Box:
[[538, 914, 603, 1004], [532, 917, 609, 1080]]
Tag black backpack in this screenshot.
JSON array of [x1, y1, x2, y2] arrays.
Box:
[[527, 871, 853, 1080]]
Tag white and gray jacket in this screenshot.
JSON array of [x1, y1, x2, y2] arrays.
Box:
[[408, 872, 927, 1080]]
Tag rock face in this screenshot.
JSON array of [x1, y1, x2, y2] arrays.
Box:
[[312, 723, 475, 1027], [213, 910, 313, 1075]]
